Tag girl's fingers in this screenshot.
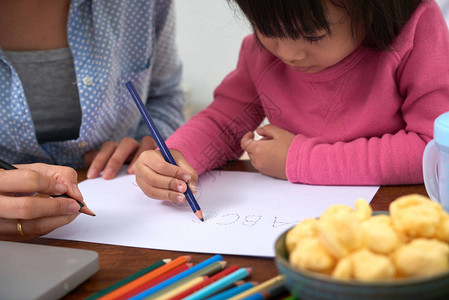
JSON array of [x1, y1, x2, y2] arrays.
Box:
[[0, 195, 82, 219], [240, 131, 255, 151], [134, 160, 189, 192], [87, 142, 117, 179], [138, 151, 193, 183], [135, 175, 186, 203], [256, 124, 279, 138], [128, 136, 158, 173], [0, 214, 78, 241], [102, 137, 139, 179]]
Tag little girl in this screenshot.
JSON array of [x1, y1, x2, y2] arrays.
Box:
[[133, 0, 449, 203]]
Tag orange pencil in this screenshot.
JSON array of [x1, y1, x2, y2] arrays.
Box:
[[170, 265, 240, 300], [99, 255, 191, 300], [117, 263, 192, 300]]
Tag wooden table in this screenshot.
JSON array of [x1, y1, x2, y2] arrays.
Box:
[[28, 160, 428, 299]]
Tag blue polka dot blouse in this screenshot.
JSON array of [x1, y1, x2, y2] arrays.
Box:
[[0, 0, 185, 168]]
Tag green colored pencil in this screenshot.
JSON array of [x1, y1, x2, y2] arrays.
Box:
[[86, 258, 171, 299]]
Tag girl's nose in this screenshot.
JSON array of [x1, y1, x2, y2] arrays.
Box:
[[275, 41, 306, 62]]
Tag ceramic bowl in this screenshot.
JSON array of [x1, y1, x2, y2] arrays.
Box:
[[274, 213, 449, 300]]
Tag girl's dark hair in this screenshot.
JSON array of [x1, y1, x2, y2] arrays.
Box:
[[228, 0, 422, 50]]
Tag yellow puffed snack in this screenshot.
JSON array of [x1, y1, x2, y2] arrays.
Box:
[[390, 194, 442, 238], [289, 237, 336, 273], [317, 208, 364, 259], [393, 238, 449, 278], [286, 218, 319, 253], [332, 249, 395, 281], [287, 194, 449, 282], [320, 204, 355, 221], [355, 198, 372, 221], [360, 215, 403, 254], [332, 256, 353, 280], [435, 210, 449, 243], [351, 249, 395, 281]]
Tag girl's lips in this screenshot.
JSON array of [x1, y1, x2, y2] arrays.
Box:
[[291, 65, 313, 72]]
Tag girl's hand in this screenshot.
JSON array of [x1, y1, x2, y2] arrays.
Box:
[[132, 149, 198, 203], [85, 136, 157, 180], [241, 124, 295, 180], [0, 163, 84, 241]]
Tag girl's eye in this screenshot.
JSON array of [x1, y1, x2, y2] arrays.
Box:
[[303, 35, 326, 43]]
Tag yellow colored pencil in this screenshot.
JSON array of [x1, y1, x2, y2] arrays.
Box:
[[152, 276, 207, 300], [228, 275, 285, 300]]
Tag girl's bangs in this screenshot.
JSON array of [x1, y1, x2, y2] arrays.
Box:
[[234, 0, 331, 39]]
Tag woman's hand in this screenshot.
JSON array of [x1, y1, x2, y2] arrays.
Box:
[[132, 149, 198, 203], [84, 136, 157, 179], [241, 124, 295, 180], [0, 163, 84, 241]]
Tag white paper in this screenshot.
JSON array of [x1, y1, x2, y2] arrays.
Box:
[[46, 169, 379, 257]]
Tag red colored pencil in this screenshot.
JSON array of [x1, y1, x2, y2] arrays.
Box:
[[169, 265, 240, 300]]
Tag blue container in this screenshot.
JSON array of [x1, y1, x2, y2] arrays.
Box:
[[423, 111, 449, 211]]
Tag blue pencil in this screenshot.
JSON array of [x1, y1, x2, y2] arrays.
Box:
[[126, 81, 203, 222], [208, 282, 257, 300], [184, 268, 252, 300], [129, 255, 223, 300]]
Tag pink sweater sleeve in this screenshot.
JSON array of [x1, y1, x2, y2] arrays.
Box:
[[286, 1, 449, 185], [165, 37, 264, 174]]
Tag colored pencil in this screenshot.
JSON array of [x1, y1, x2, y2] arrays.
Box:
[[183, 267, 252, 300], [257, 281, 289, 299], [87, 259, 171, 299], [152, 261, 228, 300], [130, 254, 223, 300], [242, 293, 265, 300], [117, 263, 192, 300], [99, 255, 191, 300], [125, 81, 203, 221], [170, 265, 240, 300], [207, 282, 257, 300], [229, 275, 285, 300], [0, 158, 95, 216], [154, 276, 207, 300]]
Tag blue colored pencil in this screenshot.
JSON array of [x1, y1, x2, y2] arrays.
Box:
[[129, 255, 223, 300], [126, 81, 203, 222], [207, 282, 257, 300], [184, 268, 252, 300]]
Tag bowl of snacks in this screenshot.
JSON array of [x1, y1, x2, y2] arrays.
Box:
[[275, 194, 449, 300]]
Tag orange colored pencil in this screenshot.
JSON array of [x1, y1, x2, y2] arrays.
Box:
[[117, 263, 192, 300], [99, 256, 191, 300], [170, 265, 240, 300]]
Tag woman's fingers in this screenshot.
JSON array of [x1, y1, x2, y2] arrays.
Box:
[[0, 195, 82, 219], [101, 137, 139, 179], [86, 141, 117, 179], [0, 168, 63, 195], [0, 214, 78, 241], [21, 163, 83, 200]]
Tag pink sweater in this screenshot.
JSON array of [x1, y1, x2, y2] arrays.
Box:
[[166, 0, 449, 185]]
